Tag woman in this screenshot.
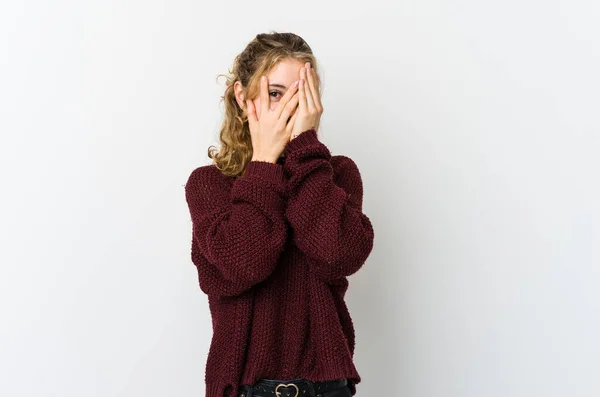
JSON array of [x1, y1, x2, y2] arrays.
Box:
[[184, 32, 375, 397]]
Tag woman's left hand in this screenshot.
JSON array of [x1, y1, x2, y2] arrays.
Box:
[[289, 62, 323, 140]]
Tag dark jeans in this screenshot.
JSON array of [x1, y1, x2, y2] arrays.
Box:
[[238, 378, 352, 397]]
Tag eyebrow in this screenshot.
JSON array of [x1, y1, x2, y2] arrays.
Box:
[[268, 83, 287, 90]]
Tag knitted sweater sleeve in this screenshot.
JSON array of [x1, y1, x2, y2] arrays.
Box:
[[283, 129, 375, 282], [185, 161, 288, 297]]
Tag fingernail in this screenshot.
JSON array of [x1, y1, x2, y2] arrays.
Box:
[[293, 81, 299, 88], [261, 76, 266, 81]]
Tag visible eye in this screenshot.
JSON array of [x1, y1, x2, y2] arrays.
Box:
[[269, 91, 282, 99]]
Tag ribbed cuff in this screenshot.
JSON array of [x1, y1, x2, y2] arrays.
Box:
[[284, 128, 319, 154], [243, 160, 284, 184]]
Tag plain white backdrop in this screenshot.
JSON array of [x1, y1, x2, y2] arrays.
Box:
[[1, 0, 599, 396]]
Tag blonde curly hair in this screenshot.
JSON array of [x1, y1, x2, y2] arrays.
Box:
[[209, 31, 322, 177]]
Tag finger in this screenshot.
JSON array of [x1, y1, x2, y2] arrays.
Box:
[[306, 66, 323, 112], [298, 76, 308, 115], [286, 108, 298, 133], [301, 67, 315, 111], [259, 75, 269, 116], [278, 92, 299, 125], [275, 80, 299, 118], [246, 99, 257, 127], [308, 63, 320, 90]]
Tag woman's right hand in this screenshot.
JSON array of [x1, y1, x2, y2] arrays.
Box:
[[246, 76, 300, 163]]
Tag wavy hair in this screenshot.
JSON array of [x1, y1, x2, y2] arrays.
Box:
[[208, 31, 321, 177]]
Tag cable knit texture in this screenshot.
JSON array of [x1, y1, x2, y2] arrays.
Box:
[[184, 129, 375, 397]]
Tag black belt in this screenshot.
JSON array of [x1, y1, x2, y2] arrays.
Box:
[[238, 377, 348, 397]]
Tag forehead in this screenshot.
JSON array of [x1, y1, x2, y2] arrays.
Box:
[[267, 59, 305, 85]]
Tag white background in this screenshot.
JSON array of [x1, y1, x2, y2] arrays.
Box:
[[1, 1, 599, 396]]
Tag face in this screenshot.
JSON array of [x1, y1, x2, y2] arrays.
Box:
[[235, 58, 308, 120]]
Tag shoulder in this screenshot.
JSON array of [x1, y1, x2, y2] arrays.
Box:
[[330, 155, 364, 209], [185, 164, 232, 210], [330, 154, 362, 181], [186, 164, 230, 189]]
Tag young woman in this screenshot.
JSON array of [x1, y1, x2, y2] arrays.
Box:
[[184, 32, 375, 397]]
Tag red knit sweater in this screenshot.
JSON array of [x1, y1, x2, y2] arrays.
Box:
[[184, 128, 375, 397]]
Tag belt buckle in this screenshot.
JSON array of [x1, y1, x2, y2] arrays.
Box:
[[275, 383, 299, 397]]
